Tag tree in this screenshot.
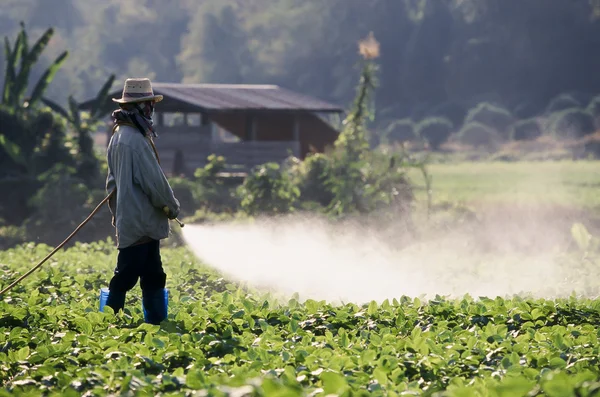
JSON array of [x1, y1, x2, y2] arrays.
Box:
[[41, 73, 116, 184], [1, 22, 68, 112], [179, 4, 255, 83]]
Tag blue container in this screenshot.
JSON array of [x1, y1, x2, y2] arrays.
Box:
[[99, 287, 110, 312], [142, 288, 169, 320]]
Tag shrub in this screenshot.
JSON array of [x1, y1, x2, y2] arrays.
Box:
[[454, 122, 502, 149], [415, 117, 453, 150], [426, 101, 467, 127], [464, 102, 514, 139], [0, 225, 26, 250], [513, 118, 543, 141], [293, 153, 333, 207], [193, 154, 239, 212], [546, 94, 581, 113], [382, 119, 416, 145], [23, 164, 100, 246], [513, 100, 545, 119], [546, 108, 596, 139], [237, 162, 300, 215], [586, 95, 600, 128], [168, 177, 202, 217]]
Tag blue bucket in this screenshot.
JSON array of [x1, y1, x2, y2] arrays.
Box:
[[99, 288, 169, 318], [142, 288, 169, 320], [99, 287, 110, 312]]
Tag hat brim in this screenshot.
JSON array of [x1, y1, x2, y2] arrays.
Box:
[[112, 94, 163, 104]]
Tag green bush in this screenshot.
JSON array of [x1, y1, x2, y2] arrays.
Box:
[[292, 153, 333, 207], [382, 119, 416, 145], [513, 100, 545, 119], [23, 164, 98, 246], [513, 118, 542, 141], [168, 176, 202, 217], [546, 94, 581, 113], [415, 117, 453, 150], [0, 225, 26, 249], [454, 122, 502, 148], [193, 154, 239, 212], [426, 101, 467, 127], [237, 162, 300, 215], [464, 102, 514, 139], [546, 108, 596, 139], [586, 95, 600, 128]]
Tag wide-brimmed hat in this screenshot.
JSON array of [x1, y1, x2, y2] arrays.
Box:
[[112, 78, 163, 104]]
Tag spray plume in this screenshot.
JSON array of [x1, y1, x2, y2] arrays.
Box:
[[181, 206, 598, 305]]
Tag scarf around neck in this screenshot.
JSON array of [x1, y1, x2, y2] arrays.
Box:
[[112, 102, 157, 138]]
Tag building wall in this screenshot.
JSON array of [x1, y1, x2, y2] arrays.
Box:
[[208, 112, 338, 158]]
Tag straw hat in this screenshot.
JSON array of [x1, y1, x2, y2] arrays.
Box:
[[112, 78, 163, 104]]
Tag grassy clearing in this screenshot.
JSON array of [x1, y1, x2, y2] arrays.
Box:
[[408, 160, 600, 211]]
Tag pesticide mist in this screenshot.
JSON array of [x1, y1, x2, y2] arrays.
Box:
[[181, 209, 595, 305]]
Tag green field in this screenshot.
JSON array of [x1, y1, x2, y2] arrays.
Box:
[[1, 242, 600, 396], [409, 160, 600, 211], [2, 161, 600, 396]]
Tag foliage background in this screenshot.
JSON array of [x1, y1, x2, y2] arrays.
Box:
[[1, 0, 600, 128]]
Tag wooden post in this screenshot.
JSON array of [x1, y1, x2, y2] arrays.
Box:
[[293, 114, 300, 157], [245, 115, 257, 141], [251, 117, 257, 141]]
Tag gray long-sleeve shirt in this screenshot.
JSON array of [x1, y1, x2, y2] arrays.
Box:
[[106, 124, 180, 248]]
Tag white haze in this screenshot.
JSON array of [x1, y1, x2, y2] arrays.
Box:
[[181, 209, 596, 305]]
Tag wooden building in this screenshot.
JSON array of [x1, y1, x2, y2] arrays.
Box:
[[80, 83, 345, 176]]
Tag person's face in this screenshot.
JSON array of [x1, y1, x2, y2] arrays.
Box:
[[141, 100, 156, 119]]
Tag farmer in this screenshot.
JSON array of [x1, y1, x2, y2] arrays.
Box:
[[104, 77, 180, 324]]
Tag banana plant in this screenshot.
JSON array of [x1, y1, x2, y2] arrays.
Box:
[[41, 73, 116, 132], [2, 22, 68, 111], [40, 73, 116, 183]]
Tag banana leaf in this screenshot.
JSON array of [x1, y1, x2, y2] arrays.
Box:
[[90, 74, 115, 119], [15, 27, 54, 108], [2, 37, 18, 105], [0, 134, 26, 166], [68, 95, 81, 129], [28, 50, 68, 108], [41, 97, 72, 122]]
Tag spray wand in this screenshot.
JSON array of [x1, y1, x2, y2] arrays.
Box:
[[0, 190, 184, 296]]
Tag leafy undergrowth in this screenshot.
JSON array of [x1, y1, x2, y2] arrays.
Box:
[[1, 241, 600, 396]]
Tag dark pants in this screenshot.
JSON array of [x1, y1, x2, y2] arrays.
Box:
[[105, 239, 167, 323], [109, 239, 166, 293]]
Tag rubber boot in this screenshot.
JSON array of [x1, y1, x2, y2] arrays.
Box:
[[142, 289, 167, 325], [105, 290, 126, 314]]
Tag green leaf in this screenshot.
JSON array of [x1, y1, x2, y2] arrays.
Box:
[[68, 95, 81, 129], [3, 36, 17, 105], [368, 300, 378, 315], [549, 357, 567, 369], [28, 50, 68, 108], [73, 317, 93, 335], [531, 308, 545, 321], [0, 134, 25, 165], [186, 367, 206, 390], [373, 367, 388, 385], [90, 74, 116, 119], [151, 337, 165, 349], [493, 377, 536, 397], [15, 346, 30, 361], [41, 97, 72, 121], [320, 371, 348, 394]]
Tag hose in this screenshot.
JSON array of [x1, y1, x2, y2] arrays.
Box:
[[0, 190, 184, 296]]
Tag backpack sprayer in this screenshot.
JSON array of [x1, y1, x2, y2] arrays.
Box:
[[0, 190, 184, 297]]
